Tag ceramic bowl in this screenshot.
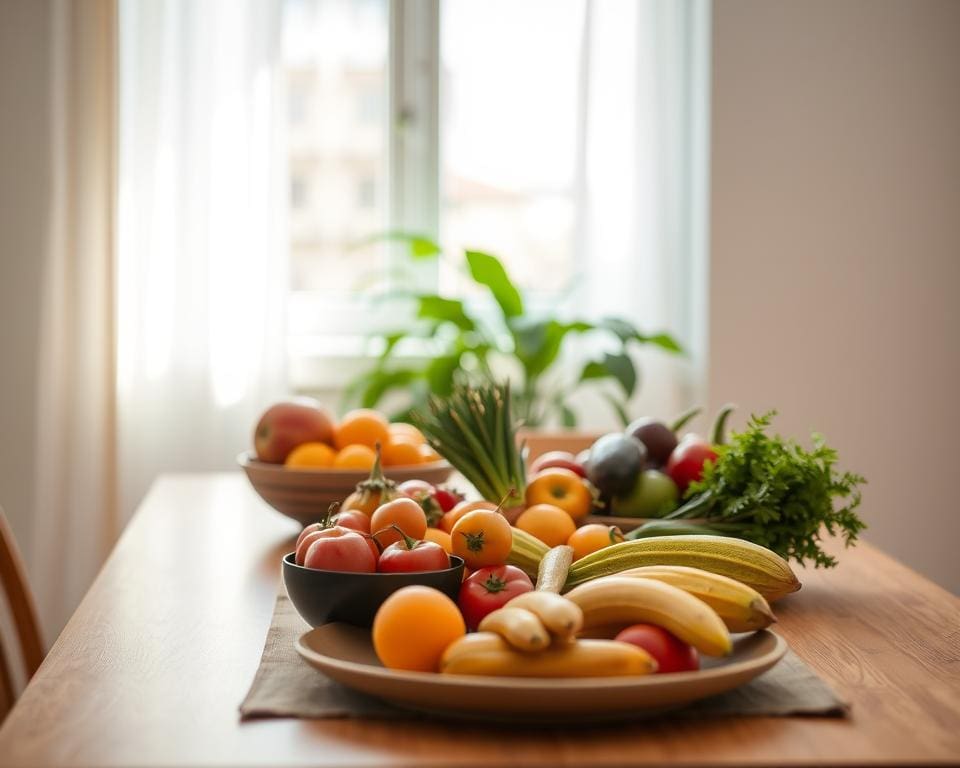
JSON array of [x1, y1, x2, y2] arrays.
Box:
[[282, 552, 465, 628], [238, 451, 453, 527]]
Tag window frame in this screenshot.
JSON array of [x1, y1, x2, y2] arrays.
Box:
[[288, 0, 440, 390]]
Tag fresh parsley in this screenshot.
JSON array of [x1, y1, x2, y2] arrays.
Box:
[[677, 411, 866, 568]]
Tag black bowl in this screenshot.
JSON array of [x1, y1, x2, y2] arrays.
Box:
[[282, 552, 465, 628]]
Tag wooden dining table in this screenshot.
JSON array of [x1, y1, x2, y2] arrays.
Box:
[[0, 472, 958, 766]]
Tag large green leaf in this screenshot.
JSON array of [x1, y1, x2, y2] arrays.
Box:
[[598, 317, 684, 354], [512, 319, 595, 378], [424, 353, 463, 396], [465, 250, 524, 318], [417, 295, 475, 331], [579, 352, 638, 397]]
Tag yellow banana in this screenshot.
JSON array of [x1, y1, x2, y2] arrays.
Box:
[[565, 575, 733, 656], [440, 632, 657, 677], [565, 535, 801, 602], [618, 565, 776, 632], [505, 591, 583, 641], [477, 607, 551, 652]]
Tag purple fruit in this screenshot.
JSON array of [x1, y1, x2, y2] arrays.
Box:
[[626, 417, 678, 467]]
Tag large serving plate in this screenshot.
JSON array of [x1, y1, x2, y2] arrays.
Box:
[[238, 451, 453, 527], [296, 623, 787, 723]]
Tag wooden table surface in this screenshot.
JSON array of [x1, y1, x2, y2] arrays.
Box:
[[1, 473, 958, 767]]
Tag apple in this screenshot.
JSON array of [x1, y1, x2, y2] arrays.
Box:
[[302, 529, 377, 572], [615, 624, 698, 673], [296, 524, 378, 564], [254, 399, 335, 463], [529, 450, 586, 478], [610, 469, 679, 518]]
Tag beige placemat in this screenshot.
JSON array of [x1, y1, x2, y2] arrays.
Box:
[[240, 594, 848, 721]]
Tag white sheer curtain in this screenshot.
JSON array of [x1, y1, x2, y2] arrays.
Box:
[[117, 0, 288, 518], [570, 0, 710, 427]]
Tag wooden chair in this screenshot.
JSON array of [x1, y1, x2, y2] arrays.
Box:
[[0, 505, 44, 721]]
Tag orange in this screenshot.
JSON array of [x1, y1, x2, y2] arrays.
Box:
[[334, 409, 391, 451], [515, 503, 577, 548], [567, 523, 625, 561], [439, 500, 497, 533], [388, 422, 426, 446], [370, 497, 428, 548], [524, 468, 593, 520], [284, 442, 336, 469], [332, 444, 377, 470], [419, 443, 442, 463], [381, 438, 423, 467], [372, 586, 465, 672], [423, 528, 453, 554], [450, 509, 513, 570]]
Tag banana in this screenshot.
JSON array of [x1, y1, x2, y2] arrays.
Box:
[[618, 565, 776, 632], [565, 575, 733, 656], [478, 607, 551, 652], [535, 545, 574, 594], [505, 591, 583, 641], [440, 632, 657, 677], [564, 535, 801, 602], [507, 527, 551, 579]]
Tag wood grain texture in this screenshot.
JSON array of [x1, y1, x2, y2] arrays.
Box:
[[0, 473, 958, 767]]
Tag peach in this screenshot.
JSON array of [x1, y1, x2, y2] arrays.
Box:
[[253, 399, 335, 463]]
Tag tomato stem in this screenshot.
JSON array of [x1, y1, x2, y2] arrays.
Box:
[[372, 523, 421, 551]]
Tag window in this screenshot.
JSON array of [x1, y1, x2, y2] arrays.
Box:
[[283, 0, 709, 398]]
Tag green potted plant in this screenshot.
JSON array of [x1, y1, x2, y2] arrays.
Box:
[[344, 233, 682, 429]]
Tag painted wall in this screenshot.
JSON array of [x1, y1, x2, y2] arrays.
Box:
[[710, 0, 960, 591], [0, 0, 51, 568]]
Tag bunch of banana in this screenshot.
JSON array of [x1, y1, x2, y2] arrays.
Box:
[[443, 592, 656, 677], [617, 565, 776, 632], [564, 535, 801, 602], [565, 576, 733, 657]]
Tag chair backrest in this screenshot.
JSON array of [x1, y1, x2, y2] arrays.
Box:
[[0, 505, 44, 720]]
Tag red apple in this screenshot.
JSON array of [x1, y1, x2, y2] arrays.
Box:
[[254, 399, 335, 463], [529, 450, 586, 478], [302, 529, 377, 572]]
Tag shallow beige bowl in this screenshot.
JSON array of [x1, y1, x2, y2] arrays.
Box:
[[238, 452, 453, 528], [296, 623, 787, 723]]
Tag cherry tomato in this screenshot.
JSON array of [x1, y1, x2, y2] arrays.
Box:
[[664, 437, 718, 493], [370, 498, 427, 548], [450, 509, 513, 569], [457, 565, 534, 630], [377, 530, 450, 573], [432, 487, 464, 513], [302, 529, 377, 573], [615, 624, 699, 673]]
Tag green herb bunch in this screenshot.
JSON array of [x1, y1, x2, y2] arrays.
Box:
[[671, 412, 866, 567], [413, 381, 526, 508]]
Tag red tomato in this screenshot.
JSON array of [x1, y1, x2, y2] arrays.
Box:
[[378, 537, 450, 573], [664, 437, 718, 493], [302, 529, 377, 573], [432, 487, 463, 513], [331, 509, 371, 535], [615, 624, 699, 673], [296, 525, 377, 565], [457, 565, 534, 631]]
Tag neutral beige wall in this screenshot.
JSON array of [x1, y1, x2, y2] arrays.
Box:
[[0, 0, 52, 565], [710, 0, 960, 592]]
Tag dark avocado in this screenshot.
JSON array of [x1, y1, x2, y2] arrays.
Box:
[[586, 433, 646, 497], [626, 417, 678, 467]]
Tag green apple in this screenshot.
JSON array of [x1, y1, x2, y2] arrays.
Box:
[[610, 469, 679, 518]]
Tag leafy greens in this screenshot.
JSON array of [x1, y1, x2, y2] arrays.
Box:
[[674, 412, 866, 568]]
